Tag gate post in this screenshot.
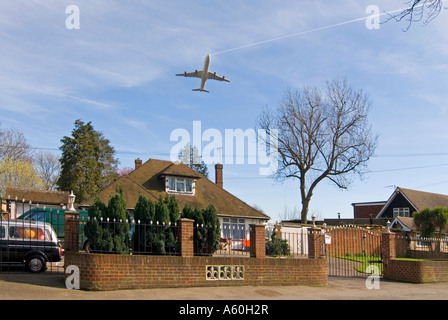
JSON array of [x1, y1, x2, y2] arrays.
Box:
[[250, 224, 266, 258], [308, 227, 323, 258], [64, 210, 80, 252], [381, 231, 396, 275], [179, 218, 194, 257], [64, 191, 79, 252]]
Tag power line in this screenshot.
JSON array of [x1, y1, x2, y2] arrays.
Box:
[[374, 152, 448, 158], [363, 163, 448, 174]]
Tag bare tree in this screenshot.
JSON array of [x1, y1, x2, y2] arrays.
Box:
[[34, 151, 61, 190], [178, 143, 209, 178], [258, 79, 378, 224], [387, 0, 445, 30], [0, 124, 32, 162]]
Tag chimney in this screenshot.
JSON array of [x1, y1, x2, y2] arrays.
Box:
[[215, 163, 223, 188], [135, 158, 143, 170]]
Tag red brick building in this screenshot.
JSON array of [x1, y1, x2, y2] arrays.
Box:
[[351, 201, 386, 219]]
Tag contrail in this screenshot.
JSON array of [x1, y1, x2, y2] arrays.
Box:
[[210, 6, 415, 56]]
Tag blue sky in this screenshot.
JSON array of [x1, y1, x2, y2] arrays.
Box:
[[1, 0, 448, 222]]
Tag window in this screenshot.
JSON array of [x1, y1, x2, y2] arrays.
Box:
[[222, 218, 246, 240], [8, 226, 46, 240], [393, 207, 410, 218], [24, 211, 47, 222], [167, 177, 194, 194]]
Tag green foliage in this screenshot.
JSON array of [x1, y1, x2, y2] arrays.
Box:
[[132, 194, 181, 254], [266, 231, 290, 257], [413, 206, 448, 238], [57, 120, 119, 203], [87, 192, 221, 256], [84, 187, 130, 254], [202, 205, 221, 254], [106, 186, 130, 254], [182, 204, 221, 255], [134, 194, 155, 223]]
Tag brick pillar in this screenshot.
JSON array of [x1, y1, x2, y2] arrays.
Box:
[[382, 232, 396, 276], [250, 224, 266, 258], [64, 209, 80, 252], [274, 223, 282, 239], [179, 218, 194, 257], [308, 228, 322, 258]]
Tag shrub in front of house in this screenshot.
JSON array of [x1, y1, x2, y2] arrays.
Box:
[[84, 186, 130, 254], [133, 194, 180, 254], [266, 231, 290, 257], [182, 204, 221, 255]]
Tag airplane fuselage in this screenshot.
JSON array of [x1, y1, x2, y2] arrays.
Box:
[[199, 55, 211, 91], [176, 54, 229, 93]]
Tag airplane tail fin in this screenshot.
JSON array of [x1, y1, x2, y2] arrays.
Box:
[[193, 88, 209, 93]]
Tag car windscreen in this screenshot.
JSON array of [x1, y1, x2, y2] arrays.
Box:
[[23, 211, 47, 222]]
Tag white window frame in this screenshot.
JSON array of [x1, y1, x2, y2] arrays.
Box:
[[222, 218, 246, 240], [166, 177, 195, 195], [393, 207, 410, 218]]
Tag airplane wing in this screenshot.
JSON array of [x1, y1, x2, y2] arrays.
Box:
[[176, 71, 203, 78], [207, 72, 230, 82]]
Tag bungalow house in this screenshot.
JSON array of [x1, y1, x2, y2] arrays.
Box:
[[372, 187, 448, 241], [4, 188, 70, 219], [80, 158, 270, 246], [376, 187, 448, 219]]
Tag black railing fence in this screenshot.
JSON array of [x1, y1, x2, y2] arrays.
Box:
[[82, 218, 226, 256], [395, 234, 448, 261]]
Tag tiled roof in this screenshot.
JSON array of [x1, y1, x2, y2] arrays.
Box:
[[399, 187, 448, 212], [81, 159, 270, 220], [5, 188, 69, 205]]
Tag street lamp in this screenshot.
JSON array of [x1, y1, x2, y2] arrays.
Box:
[[386, 220, 391, 233], [68, 191, 76, 211]]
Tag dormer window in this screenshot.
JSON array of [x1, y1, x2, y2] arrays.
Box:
[[167, 177, 195, 195]]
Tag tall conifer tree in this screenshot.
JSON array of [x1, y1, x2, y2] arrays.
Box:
[[57, 120, 119, 203]]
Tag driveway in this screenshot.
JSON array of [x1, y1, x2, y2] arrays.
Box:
[[0, 273, 447, 300]]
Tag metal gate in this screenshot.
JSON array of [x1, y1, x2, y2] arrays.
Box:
[[323, 225, 382, 277]]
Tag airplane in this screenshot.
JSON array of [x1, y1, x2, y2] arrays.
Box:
[[176, 54, 230, 93]]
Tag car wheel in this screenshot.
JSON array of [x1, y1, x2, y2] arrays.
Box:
[[26, 255, 47, 273]]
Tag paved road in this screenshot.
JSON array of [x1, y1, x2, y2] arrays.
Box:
[[0, 273, 447, 300]]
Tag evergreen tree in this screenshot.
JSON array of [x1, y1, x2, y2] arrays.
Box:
[[152, 195, 171, 253], [83, 188, 130, 254], [133, 194, 155, 253], [84, 197, 109, 252], [181, 204, 220, 255], [105, 186, 130, 254], [134, 193, 155, 223], [202, 205, 221, 253], [57, 120, 119, 203]]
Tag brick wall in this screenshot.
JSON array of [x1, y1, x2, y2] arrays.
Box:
[[64, 252, 327, 291], [383, 259, 448, 283]]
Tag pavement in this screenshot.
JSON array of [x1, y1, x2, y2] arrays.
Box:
[[0, 273, 447, 300]]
